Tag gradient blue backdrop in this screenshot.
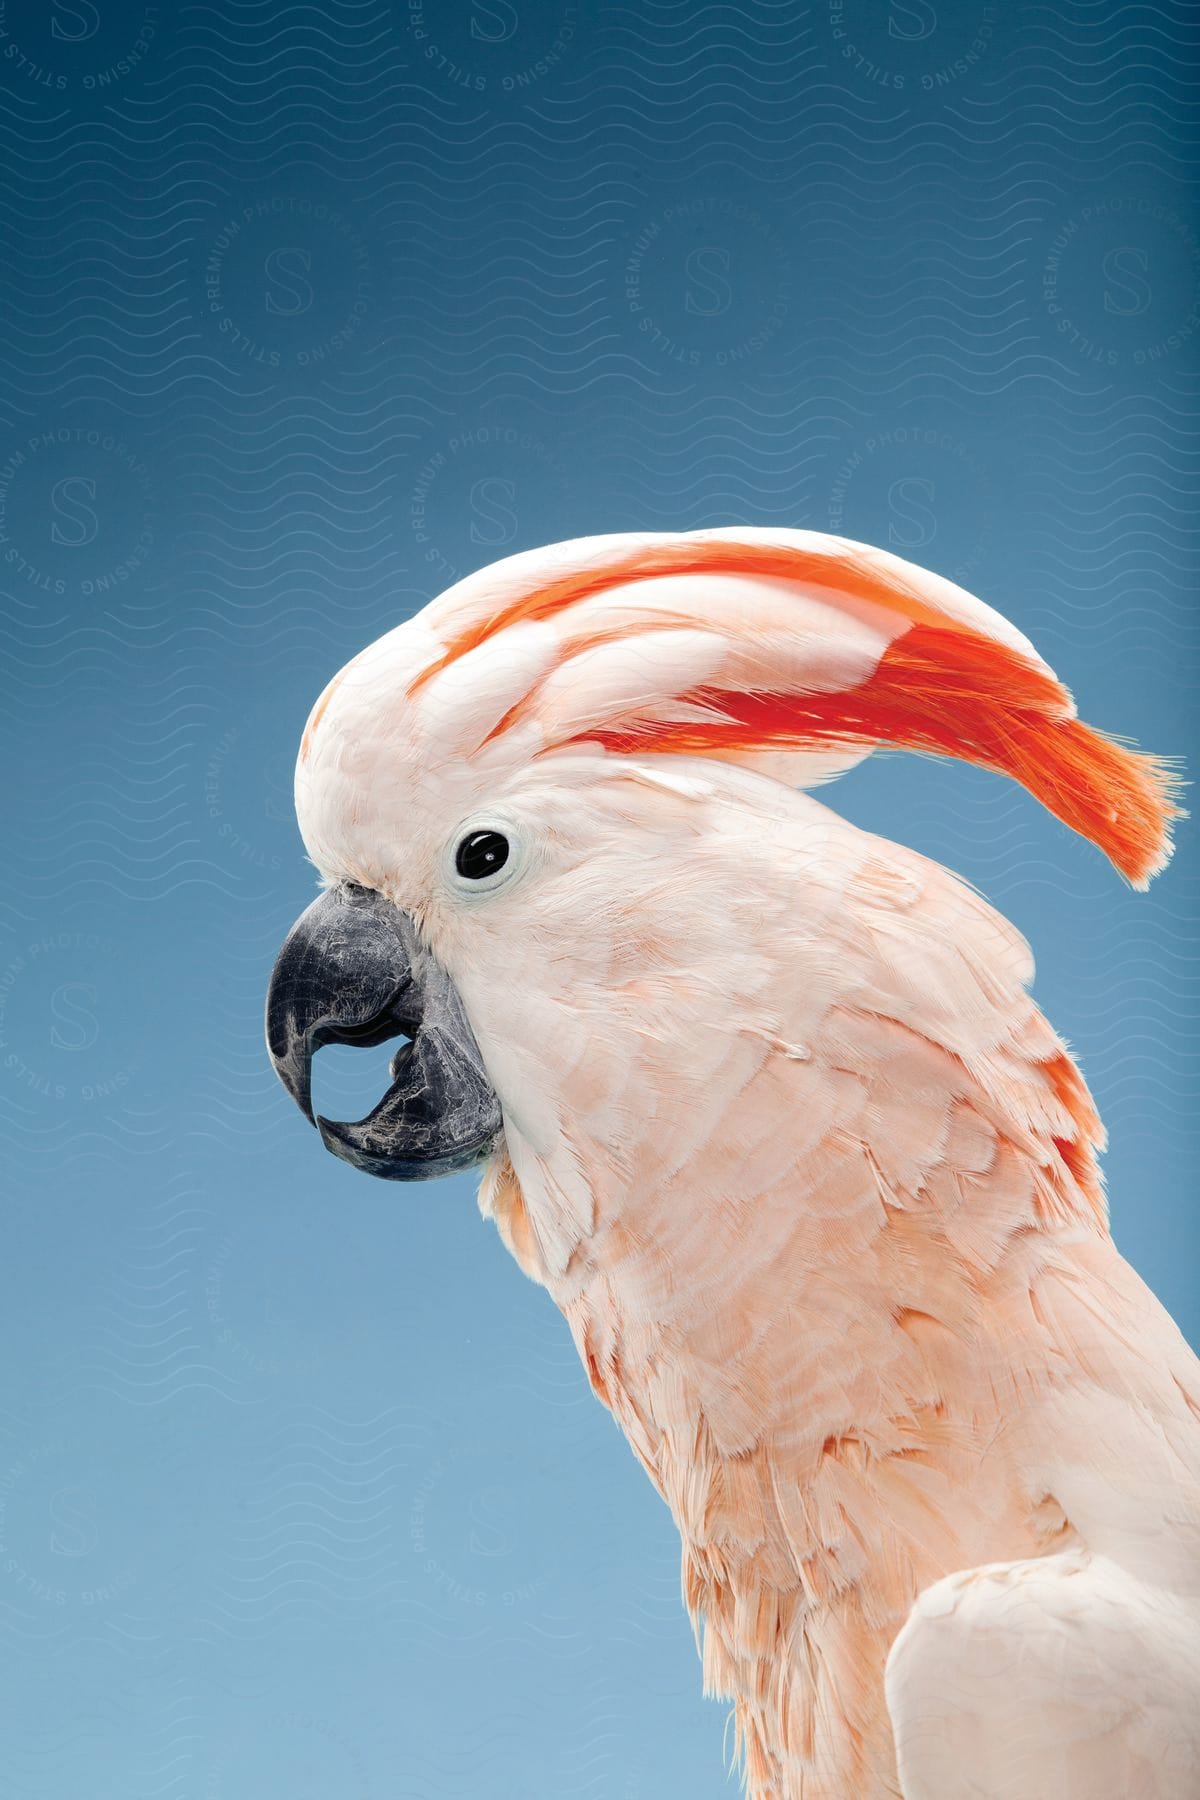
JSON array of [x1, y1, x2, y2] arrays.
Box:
[[1, 2, 1196, 1794]]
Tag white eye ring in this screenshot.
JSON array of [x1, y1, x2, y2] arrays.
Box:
[[445, 815, 527, 898]]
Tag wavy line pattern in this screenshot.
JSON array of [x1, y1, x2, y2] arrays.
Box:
[[0, 0, 1196, 1794]]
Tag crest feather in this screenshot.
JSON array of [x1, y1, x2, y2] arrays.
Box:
[[405, 530, 1181, 887]]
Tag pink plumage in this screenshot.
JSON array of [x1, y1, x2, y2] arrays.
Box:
[[291, 529, 1199, 1799]]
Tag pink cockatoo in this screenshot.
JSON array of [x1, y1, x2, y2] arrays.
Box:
[[266, 529, 1200, 1799]]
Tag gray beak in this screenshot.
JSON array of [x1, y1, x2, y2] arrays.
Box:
[[265, 883, 503, 1181]]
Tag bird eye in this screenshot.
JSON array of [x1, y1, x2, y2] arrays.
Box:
[[454, 829, 510, 881]]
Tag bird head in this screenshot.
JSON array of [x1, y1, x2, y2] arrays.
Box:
[[266, 528, 1178, 1276]]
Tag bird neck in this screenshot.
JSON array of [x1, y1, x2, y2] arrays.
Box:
[[478, 991, 1108, 1796]]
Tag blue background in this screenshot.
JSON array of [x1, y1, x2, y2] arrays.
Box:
[[0, 2, 1196, 1795]]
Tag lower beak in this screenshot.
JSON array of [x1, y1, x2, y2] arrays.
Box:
[[265, 884, 503, 1181]]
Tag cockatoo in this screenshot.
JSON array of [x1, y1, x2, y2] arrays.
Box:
[[266, 529, 1200, 1799]]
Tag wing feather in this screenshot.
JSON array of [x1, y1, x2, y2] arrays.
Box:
[[885, 1550, 1200, 1799]]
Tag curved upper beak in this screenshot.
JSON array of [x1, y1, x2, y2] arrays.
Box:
[[265, 884, 503, 1181]]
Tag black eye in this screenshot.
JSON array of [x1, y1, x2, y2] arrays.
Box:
[[455, 829, 510, 881]]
